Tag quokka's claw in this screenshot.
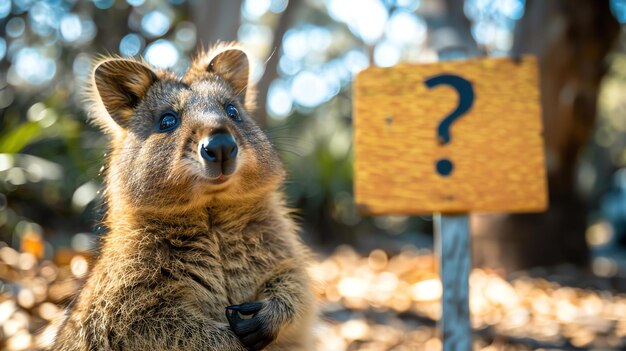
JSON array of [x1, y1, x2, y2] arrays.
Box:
[[226, 302, 263, 315], [226, 302, 277, 350]]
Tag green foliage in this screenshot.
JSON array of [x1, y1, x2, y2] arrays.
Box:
[[0, 122, 42, 154]]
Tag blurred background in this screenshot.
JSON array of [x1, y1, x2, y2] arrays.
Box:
[[1, 0, 626, 350]]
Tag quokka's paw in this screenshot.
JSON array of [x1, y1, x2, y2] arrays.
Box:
[[226, 302, 278, 351]]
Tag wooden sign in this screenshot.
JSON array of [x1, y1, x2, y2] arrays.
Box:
[[354, 56, 547, 215]]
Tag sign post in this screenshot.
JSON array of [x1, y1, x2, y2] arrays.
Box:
[[435, 214, 471, 350], [353, 56, 547, 350]]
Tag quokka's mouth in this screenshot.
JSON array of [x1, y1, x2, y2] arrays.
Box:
[[207, 173, 230, 185]]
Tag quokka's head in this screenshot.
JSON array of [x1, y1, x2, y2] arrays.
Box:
[[89, 43, 284, 212]]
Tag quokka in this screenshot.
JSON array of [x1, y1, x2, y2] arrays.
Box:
[[52, 42, 316, 351]]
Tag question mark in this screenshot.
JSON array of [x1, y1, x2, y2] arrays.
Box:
[[424, 74, 475, 177]]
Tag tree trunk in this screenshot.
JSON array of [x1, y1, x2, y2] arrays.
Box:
[[472, 0, 620, 271], [425, 0, 481, 57], [189, 0, 242, 47], [255, 2, 300, 126]]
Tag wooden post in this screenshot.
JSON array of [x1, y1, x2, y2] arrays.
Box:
[[435, 213, 471, 351]]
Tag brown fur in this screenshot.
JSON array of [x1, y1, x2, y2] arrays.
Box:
[[52, 43, 316, 351]]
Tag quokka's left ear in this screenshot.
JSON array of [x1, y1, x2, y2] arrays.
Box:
[[185, 43, 256, 111]]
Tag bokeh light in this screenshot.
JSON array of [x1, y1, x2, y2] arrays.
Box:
[[60, 14, 82, 42], [242, 0, 271, 20], [269, 0, 288, 13], [126, 0, 145, 6], [141, 10, 171, 38], [28, 2, 58, 36], [464, 0, 525, 52], [174, 22, 197, 51], [342, 49, 369, 75], [374, 40, 401, 67], [386, 10, 427, 45], [145, 39, 179, 68], [12, 48, 56, 85], [6, 17, 26, 38], [267, 80, 293, 118], [0, 0, 10, 19], [238, 24, 273, 50], [292, 71, 331, 108], [119, 33, 144, 56], [72, 53, 92, 79], [326, 0, 388, 44], [93, 0, 114, 10]]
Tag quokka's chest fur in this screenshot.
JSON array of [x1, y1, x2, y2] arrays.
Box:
[[156, 218, 295, 318]]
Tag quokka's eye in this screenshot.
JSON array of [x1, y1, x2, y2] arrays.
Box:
[[224, 103, 240, 121], [157, 111, 179, 132]]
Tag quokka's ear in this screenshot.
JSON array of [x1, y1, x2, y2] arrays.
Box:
[[186, 43, 256, 111], [207, 48, 250, 97], [91, 58, 157, 131]]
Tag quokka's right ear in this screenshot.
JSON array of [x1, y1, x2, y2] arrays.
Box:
[[91, 58, 157, 133]]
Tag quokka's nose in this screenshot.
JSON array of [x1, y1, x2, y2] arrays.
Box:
[[200, 133, 238, 163]]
